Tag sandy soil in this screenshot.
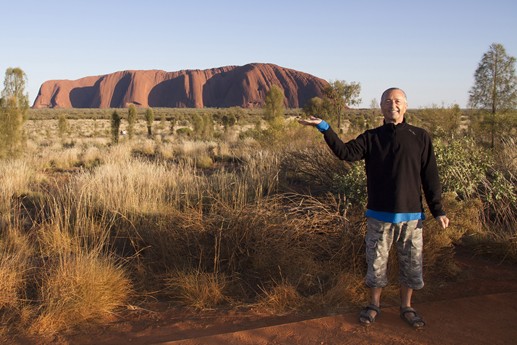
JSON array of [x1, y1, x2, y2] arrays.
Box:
[[19, 248, 517, 345]]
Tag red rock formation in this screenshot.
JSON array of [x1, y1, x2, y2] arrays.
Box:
[[32, 63, 329, 109]]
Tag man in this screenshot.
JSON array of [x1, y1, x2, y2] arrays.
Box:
[[298, 88, 449, 329]]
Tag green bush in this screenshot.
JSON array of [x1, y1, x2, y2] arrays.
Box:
[[434, 137, 490, 199], [176, 127, 193, 137], [332, 162, 367, 208]]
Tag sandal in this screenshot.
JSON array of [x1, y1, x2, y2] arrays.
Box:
[[359, 304, 381, 326], [400, 306, 426, 329]]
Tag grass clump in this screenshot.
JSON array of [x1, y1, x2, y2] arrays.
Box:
[[29, 253, 131, 336], [164, 271, 228, 310]]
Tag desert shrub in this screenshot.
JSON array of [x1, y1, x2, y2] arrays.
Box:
[[257, 281, 304, 314], [164, 271, 228, 310], [76, 158, 188, 215], [29, 253, 131, 336], [132, 138, 156, 157], [411, 105, 462, 139], [423, 193, 483, 278], [79, 145, 103, 168], [25, 184, 132, 336], [332, 161, 367, 207], [280, 144, 349, 190], [435, 136, 516, 260], [145, 108, 154, 137], [191, 113, 214, 139], [57, 114, 68, 139], [319, 272, 368, 311], [195, 154, 213, 169], [176, 127, 193, 137], [0, 97, 27, 158], [238, 115, 308, 150], [0, 160, 35, 222], [435, 137, 516, 228], [127, 104, 137, 140], [0, 229, 32, 309], [48, 146, 82, 170], [434, 137, 491, 199], [110, 111, 121, 144], [468, 111, 517, 148]]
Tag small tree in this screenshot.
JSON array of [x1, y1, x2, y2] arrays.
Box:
[[127, 104, 137, 140], [469, 43, 517, 147], [58, 114, 69, 139], [145, 108, 154, 137], [303, 97, 325, 118], [221, 113, 236, 131], [111, 111, 121, 144], [0, 67, 29, 158], [323, 80, 361, 132], [1, 67, 29, 110], [159, 112, 166, 130], [264, 85, 285, 124]]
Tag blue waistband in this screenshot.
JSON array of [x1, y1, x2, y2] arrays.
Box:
[[365, 209, 425, 223]]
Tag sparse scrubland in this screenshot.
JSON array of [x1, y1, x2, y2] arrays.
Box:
[[0, 106, 515, 341]]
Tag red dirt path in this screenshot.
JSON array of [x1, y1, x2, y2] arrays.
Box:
[[22, 248, 517, 345]]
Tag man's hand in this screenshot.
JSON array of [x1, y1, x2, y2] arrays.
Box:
[[298, 116, 323, 126], [436, 215, 450, 229]]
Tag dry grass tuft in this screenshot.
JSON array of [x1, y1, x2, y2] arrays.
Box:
[[319, 273, 368, 310], [0, 229, 32, 309], [0, 160, 35, 218], [164, 271, 228, 310], [29, 253, 131, 336], [257, 281, 304, 314]]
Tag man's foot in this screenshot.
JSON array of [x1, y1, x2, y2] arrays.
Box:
[[359, 304, 381, 326], [400, 306, 425, 329]]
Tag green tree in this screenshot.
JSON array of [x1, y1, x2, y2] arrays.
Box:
[[303, 97, 325, 118], [221, 113, 236, 131], [191, 113, 214, 139], [145, 108, 154, 137], [323, 80, 361, 132], [1, 67, 29, 110], [0, 67, 29, 158], [264, 85, 285, 123], [469, 43, 517, 147], [58, 114, 69, 139], [159, 111, 166, 130], [111, 111, 121, 144], [127, 104, 137, 140]]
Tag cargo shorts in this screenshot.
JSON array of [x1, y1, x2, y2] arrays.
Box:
[[365, 217, 424, 290]]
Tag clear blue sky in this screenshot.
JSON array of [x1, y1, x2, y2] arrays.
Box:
[[2, 0, 516, 108]]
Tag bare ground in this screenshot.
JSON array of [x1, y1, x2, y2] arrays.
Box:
[[17, 247, 517, 345]]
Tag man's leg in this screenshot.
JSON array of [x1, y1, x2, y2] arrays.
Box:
[[397, 220, 425, 328], [400, 284, 424, 327], [400, 284, 413, 308], [359, 287, 382, 324], [361, 218, 394, 324]]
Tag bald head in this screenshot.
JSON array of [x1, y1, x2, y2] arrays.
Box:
[[381, 88, 407, 104], [380, 88, 408, 124]]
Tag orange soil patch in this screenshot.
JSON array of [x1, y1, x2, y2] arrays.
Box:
[[17, 248, 517, 345]]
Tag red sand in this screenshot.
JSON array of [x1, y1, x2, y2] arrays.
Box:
[[21, 249, 517, 345]]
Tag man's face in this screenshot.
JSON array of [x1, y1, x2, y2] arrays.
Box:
[[381, 90, 407, 124]]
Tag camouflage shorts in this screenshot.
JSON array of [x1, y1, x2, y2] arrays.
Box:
[[365, 217, 424, 290]]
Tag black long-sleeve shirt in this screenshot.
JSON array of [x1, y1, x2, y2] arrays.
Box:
[[322, 121, 445, 218]]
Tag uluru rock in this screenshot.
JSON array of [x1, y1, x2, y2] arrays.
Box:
[[33, 63, 329, 109]]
